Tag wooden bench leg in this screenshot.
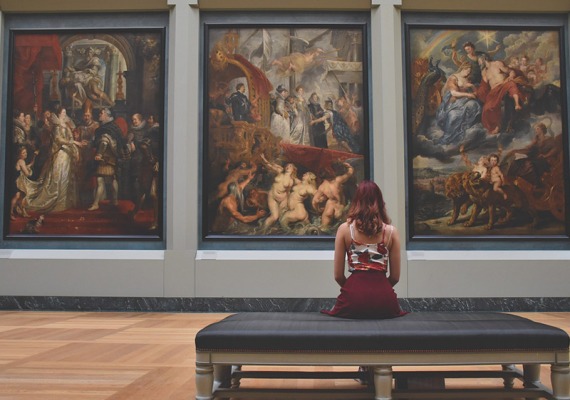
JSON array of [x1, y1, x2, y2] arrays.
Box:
[[551, 363, 570, 400], [373, 365, 393, 400], [502, 364, 515, 388], [523, 363, 541, 386], [196, 362, 214, 400]]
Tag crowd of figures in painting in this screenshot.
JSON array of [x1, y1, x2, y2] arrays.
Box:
[[7, 32, 163, 236], [206, 28, 367, 237], [409, 28, 566, 235]]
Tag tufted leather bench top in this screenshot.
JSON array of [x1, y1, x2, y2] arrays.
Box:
[[196, 312, 569, 353]]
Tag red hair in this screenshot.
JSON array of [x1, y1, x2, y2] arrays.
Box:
[[347, 180, 390, 236]]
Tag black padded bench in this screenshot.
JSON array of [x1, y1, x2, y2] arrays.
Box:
[[195, 312, 570, 399]]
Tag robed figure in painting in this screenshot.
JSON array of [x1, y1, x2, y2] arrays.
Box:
[[21, 107, 83, 214]]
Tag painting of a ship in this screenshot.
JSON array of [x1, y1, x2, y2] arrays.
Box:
[[203, 20, 370, 239]]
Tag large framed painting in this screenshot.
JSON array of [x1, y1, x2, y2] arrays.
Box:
[[1, 13, 167, 248], [201, 12, 371, 247], [403, 13, 570, 248]]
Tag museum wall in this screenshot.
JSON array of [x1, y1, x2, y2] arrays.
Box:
[[0, 0, 568, 309]]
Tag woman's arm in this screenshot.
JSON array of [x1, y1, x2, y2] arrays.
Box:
[[450, 40, 462, 67], [260, 154, 283, 174], [310, 111, 330, 125], [333, 223, 349, 287], [387, 226, 401, 287]]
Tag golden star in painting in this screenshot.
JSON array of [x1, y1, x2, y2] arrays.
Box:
[[476, 31, 498, 48]]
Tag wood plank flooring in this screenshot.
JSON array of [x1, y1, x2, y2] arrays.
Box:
[[0, 311, 567, 399]]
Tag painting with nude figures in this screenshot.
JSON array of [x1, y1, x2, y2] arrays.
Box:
[[403, 13, 570, 242], [201, 13, 371, 242]]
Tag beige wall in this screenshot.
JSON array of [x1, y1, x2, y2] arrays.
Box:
[[0, 0, 569, 299]]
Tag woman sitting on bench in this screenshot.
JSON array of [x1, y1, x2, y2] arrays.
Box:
[[322, 180, 407, 319]]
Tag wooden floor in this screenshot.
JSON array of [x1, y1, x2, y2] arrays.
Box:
[[0, 311, 568, 399]]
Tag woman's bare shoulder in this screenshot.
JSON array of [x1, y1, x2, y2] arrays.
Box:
[[337, 221, 349, 230], [336, 221, 350, 235]]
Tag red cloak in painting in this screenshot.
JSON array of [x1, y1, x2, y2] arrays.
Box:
[[280, 142, 363, 177], [477, 79, 526, 133]]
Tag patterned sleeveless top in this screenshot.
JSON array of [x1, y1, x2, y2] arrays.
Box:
[[347, 222, 393, 273]]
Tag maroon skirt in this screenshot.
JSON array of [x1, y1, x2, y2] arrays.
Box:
[[322, 270, 407, 319]]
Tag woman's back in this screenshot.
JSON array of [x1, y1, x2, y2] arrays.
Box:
[[347, 222, 392, 273], [322, 180, 406, 319]]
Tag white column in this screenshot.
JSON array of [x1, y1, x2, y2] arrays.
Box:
[[371, 0, 407, 297], [164, 0, 198, 296]]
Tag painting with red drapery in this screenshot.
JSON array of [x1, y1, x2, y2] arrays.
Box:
[[402, 12, 569, 245], [3, 19, 167, 245], [13, 35, 62, 115], [202, 14, 371, 243]]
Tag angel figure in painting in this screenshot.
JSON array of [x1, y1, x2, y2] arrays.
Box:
[[271, 47, 325, 77]]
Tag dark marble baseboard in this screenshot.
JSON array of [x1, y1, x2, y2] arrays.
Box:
[[0, 296, 569, 312]]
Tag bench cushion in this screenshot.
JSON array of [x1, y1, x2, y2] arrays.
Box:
[[195, 312, 569, 353]]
